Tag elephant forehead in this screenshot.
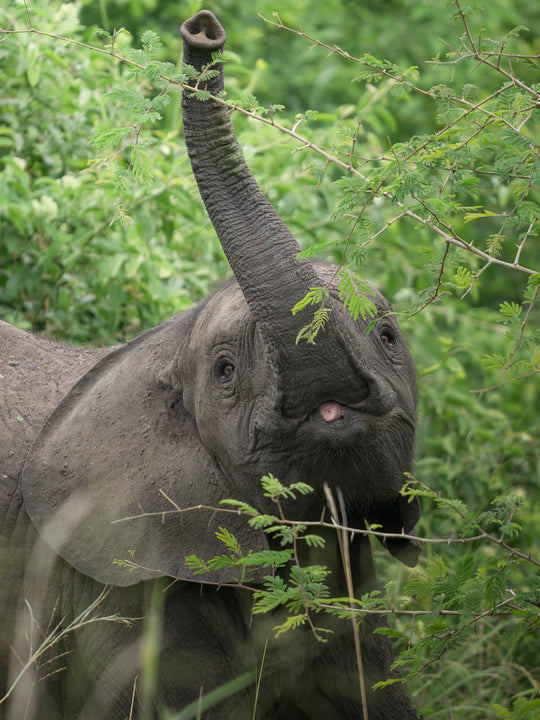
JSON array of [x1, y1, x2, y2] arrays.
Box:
[[192, 283, 250, 348]]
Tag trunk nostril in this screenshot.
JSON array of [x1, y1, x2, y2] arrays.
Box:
[[180, 11, 227, 50]]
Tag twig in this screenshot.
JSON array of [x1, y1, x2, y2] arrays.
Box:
[[1, 22, 537, 278], [324, 484, 369, 720], [514, 217, 537, 267], [471, 369, 540, 392], [257, 13, 432, 98], [129, 675, 138, 720], [506, 280, 540, 368], [410, 243, 451, 315], [113, 499, 540, 570]]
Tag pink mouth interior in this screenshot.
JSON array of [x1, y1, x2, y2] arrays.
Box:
[[318, 401, 345, 423]]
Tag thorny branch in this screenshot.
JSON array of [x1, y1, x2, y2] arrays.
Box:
[[506, 280, 540, 368], [410, 243, 451, 315], [114, 498, 540, 571], [2, 3, 538, 354], [113, 489, 540, 663], [1, 16, 537, 280], [257, 11, 538, 279]]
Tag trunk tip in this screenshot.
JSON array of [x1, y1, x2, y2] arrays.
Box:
[[180, 10, 226, 50]]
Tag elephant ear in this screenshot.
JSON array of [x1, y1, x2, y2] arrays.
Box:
[[365, 494, 422, 567], [21, 312, 268, 587]]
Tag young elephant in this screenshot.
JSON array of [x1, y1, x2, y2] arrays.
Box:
[[0, 10, 422, 720]]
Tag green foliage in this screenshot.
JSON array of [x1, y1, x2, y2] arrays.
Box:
[[291, 286, 332, 344], [1, 0, 539, 717], [337, 268, 378, 323], [185, 475, 539, 714], [188, 478, 335, 639], [0, 1, 228, 342]]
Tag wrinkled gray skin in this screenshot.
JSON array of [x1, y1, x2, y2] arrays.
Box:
[[0, 10, 422, 720]]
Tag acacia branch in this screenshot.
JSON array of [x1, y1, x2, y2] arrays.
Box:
[[471, 369, 540, 392], [506, 279, 540, 367], [2, 22, 537, 280], [411, 241, 451, 315], [114, 499, 540, 570], [257, 13, 432, 97], [453, 0, 540, 100]]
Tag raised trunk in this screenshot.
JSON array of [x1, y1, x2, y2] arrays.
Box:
[[180, 12, 398, 422], [180, 11, 320, 341]]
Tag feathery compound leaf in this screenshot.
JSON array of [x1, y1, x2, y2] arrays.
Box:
[[184, 555, 210, 573], [220, 498, 259, 516], [131, 147, 154, 184], [337, 269, 378, 323], [237, 550, 293, 568], [247, 514, 281, 529], [141, 29, 162, 56], [107, 87, 151, 113], [109, 204, 133, 228], [484, 567, 507, 610], [215, 526, 241, 554], [295, 304, 332, 345], [454, 266, 472, 289], [291, 287, 329, 315], [91, 127, 132, 151], [288, 482, 314, 496], [499, 301, 522, 319], [403, 575, 434, 600], [193, 89, 211, 102], [273, 615, 309, 637], [260, 473, 286, 498], [197, 68, 221, 82]]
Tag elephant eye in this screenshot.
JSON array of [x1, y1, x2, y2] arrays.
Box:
[[217, 359, 235, 382], [380, 331, 395, 349]]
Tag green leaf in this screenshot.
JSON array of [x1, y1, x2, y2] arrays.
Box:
[[141, 29, 162, 56], [426, 555, 448, 582], [131, 147, 155, 184], [91, 127, 132, 151], [237, 550, 293, 568], [220, 499, 259, 516], [291, 287, 329, 315], [337, 269, 377, 323], [184, 555, 210, 573], [295, 304, 333, 344], [484, 569, 507, 610], [499, 301, 522, 319], [463, 208, 499, 223], [215, 526, 241, 554], [403, 576, 434, 600], [454, 266, 472, 289]]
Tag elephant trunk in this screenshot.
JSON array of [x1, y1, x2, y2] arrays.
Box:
[[180, 11, 320, 339]]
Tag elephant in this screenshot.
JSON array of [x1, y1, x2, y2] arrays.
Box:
[[0, 9, 422, 720]]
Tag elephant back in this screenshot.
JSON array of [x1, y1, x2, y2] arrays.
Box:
[[0, 321, 112, 482]]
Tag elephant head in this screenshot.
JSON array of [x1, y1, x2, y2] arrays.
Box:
[[179, 12, 421, 553], [20, 11, 420, 593]]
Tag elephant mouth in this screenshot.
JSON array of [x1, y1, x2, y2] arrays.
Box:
[[299, 400, 377, 446], [280, 379, 401, 433], [286, 399, 378, 431], [318, 400, 346, 423]]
